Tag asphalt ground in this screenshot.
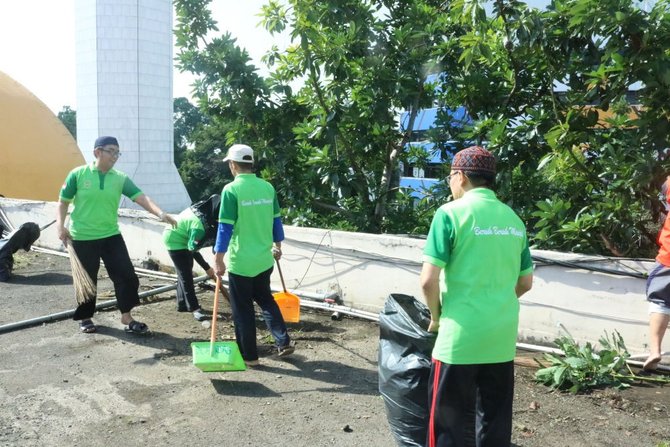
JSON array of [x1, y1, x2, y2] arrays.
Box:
[[0, 250, 394, 447]]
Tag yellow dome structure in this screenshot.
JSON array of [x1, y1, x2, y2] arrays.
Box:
[[0, 71, 84, 201]]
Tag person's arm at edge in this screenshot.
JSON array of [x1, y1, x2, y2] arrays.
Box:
[[193, 250, 215, 280], [272, 216, 284, 260], [213, 222, 233, 277], [420, 262, 442, 333], [516, 273, 533, 298], [56, 200, 71, 244], [134, 193, 177, 228]]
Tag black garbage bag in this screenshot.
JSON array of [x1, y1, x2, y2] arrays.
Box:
[[190, 194, 221, 249], [0, 222, 40, 282], [378, 293, 436, 447]]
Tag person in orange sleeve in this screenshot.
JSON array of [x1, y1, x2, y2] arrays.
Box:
[[644, 177, 670, 370]]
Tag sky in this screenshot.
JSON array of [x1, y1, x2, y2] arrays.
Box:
[[0, 0, 565, 115], [0, 0, 285, 114]]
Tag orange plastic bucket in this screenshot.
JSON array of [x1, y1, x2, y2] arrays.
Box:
[[274, 260, 300, 323], [273, 290, 301, 323]]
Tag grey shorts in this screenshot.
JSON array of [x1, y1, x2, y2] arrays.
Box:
[[646, 262, 670, 312]]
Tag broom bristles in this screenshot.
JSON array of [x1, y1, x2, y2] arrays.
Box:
[[67, 244, 96, 305]]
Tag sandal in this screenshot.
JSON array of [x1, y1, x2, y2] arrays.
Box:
[[643, 355, 662, 371], [124, 320, 149, 334], [79, 319, 97, 333]]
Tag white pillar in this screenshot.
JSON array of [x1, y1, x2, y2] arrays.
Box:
[[75, 0, 191, 212]]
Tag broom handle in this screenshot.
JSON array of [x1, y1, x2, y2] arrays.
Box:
[[276, 260, 288, 293], [210, 276, 221, 348], [40, 219, 57, 231]]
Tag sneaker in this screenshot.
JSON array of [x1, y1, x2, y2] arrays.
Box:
[[193, 309, 207, 321], [245, 359, 261, 367], [277, 343, 295, 357]]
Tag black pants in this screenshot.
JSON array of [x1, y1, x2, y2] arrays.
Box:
[[427, 360, 514, 447], [227, 267, 290, 361], [168, 249, 210, 312], [71, 234, 139, 320]]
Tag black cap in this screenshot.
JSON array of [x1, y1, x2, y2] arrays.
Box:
[[94, 136, 119, 148]]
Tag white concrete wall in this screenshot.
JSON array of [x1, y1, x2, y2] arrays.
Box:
[[518, 250, 650, 351], [0, 198, 657, 353], [74, 0, 191, 212], [74, 0, 98, 164]]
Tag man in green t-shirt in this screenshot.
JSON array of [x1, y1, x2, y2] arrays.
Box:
[[56, 136, 177, 334], [420, 146, 533, 447], [213, 144, 294, 367]]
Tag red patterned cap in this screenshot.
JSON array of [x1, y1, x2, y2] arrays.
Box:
[[451, 146, 496, 175]]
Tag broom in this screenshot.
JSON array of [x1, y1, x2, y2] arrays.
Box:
[[66, 243, 96, 305]]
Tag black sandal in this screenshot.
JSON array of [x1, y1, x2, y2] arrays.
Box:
[[79, 319, 97, 333], [124, 320, 149, 334]]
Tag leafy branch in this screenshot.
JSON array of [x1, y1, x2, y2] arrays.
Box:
[[535, 331, 670, 393]]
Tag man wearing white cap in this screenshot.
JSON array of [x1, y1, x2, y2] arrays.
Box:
[[213, 144, 294, 367]]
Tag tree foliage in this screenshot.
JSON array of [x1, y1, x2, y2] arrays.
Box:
[[174, 0, 670, 257], [174, 97, 208, 170], [57, 106, 76, 139]]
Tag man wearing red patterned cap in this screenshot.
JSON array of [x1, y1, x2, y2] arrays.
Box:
[[420, 146, 534, 447]]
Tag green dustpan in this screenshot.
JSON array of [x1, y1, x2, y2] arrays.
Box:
[[191, 341, 246, 372], [192, 277, 246, 372]]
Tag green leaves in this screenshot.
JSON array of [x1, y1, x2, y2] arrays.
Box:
[[261, 1, 288, 34], [57, 106, 76, 139], [535, 331, 633, 393], [173, 0, 670, 249], [174, 0, 219, 49]]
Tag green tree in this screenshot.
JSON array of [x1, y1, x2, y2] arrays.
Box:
[[260, 0, 449, 232], [174, 0, 337, 227], [173, 0, 670, 257], [174, 0, 445, 232], [174, 97, 207, 169], [57, 106, 76, 139], [422, 0, 670, 256]]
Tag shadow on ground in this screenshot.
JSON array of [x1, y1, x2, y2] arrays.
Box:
[[6, 272, 73, 286]]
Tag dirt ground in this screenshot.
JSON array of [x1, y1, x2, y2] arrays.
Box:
[[1, 251, 669, 447]]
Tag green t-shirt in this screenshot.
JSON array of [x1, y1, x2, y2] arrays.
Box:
[[423, 188, 533, 365], [218, 173, 281, 277], [59, 163, 142, 241], [163, 208, 205, 251]]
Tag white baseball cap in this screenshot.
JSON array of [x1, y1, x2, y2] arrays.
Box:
[[223, 144, 254, 163]]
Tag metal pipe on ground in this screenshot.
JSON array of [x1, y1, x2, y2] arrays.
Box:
[[134, 267, 180, 280], [517, 342, 670, 373], [291, 305, 670, 372], [32, 248, 177, 281], [0, 276, 208, 334], [299, 299, 379, 322], [19, 246, 670, 372], [271, 286, 339, 303], [629, 352, 670, 360], [34, 246, 341, 304]]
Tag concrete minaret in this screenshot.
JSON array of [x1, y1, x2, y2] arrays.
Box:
[[75, 0, 191, 212]]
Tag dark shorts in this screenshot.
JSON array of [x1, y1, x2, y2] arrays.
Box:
[[646, 262, 670, 309]]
